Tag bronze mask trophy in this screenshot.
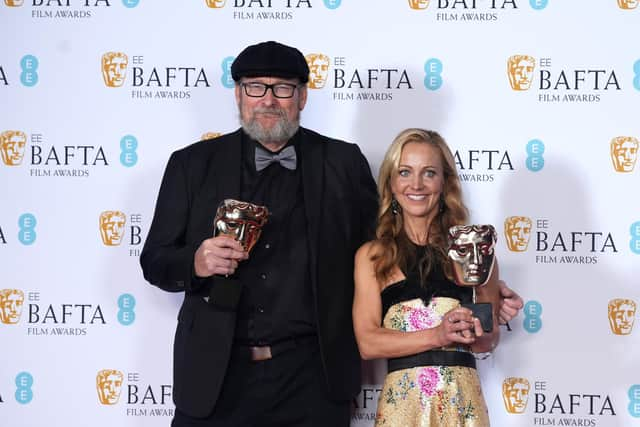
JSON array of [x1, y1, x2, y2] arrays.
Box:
[[206, 199, 269, 310], [447, 224, 497, 332], [214, 199, 269, 253]]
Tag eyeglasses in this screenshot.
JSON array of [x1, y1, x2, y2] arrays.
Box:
[[241, 82, 299, 99]]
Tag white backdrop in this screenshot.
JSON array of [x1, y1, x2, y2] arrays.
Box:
[[1, 1, 639, 426]]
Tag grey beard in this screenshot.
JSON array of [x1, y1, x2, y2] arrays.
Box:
[[240, 109, 299, 144]]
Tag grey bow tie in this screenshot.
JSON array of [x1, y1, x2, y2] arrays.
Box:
[[255, 145, 297, 171]]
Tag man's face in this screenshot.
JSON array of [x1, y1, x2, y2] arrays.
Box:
[[0, 290, 24, 324], [505, 217, 532, 251], [408, 0, 429, 9], [235, 76, 307, 146], [307, 55, 329, 89], [611, 137, 638, 172], [503, 379, 530, 413], [608, 299, 636, 335], [448, 225, 496, 286], [97, 371, 123, 405], [618, 0, 639, 9], [508, 56, 535, 90], [100, 212, 126, 246], [102, 54, 128, 87], [0, 131, 27, 165]]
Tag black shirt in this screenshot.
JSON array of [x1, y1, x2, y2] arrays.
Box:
[[233, 130, 316, 345]]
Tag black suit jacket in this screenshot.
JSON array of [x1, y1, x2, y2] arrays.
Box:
[[140, 128, 378, 418]]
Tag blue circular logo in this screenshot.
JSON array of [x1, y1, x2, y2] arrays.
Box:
[[529, 0, 548, 10], [526, 139, 545, 172], [628, 385, 640, 418], [630, 221, 640, 255], [122, 0, 140, 7], [15, 372, 34, 404], [523, 300, 542, 333], [424, 58, 443, 91], [20, 55, 39, 87], [117, 293, 136, 326], [120, 135, 138, 167], [221, 56, 235, 89], [633, 60, 640, 91], [323, 0, 341, 9], [18, 213, 37, 245]]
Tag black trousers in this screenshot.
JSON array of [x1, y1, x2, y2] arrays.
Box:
[[172, 340, 350, 427]]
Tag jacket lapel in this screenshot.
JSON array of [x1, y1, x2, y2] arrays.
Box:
[[299, 128, 324, 297], [213, 130, 243, 202]]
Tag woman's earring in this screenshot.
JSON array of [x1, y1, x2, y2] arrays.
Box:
[[391, 197, 401, 215]]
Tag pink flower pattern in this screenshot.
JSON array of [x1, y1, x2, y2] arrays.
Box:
[[407, 306, 436, 331], [417, 367, 440, 398]]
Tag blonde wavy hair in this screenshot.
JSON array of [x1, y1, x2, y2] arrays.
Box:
[[372, 128, 469, 284]]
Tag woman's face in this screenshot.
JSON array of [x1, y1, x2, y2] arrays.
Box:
[[391, 141, 444, 223]]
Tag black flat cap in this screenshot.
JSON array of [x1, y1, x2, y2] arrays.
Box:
[[231, 41, 309, 83]]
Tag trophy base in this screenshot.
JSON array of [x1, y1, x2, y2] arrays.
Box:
[[462, 302, 493, 333]]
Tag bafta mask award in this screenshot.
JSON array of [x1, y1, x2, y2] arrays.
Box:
[[447, 224, 497, 332], [213, 199, 269, 253]]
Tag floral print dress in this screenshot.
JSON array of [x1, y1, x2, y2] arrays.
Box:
[[375, 262, 490, 427]]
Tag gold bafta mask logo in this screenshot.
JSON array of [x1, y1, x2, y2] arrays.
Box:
[[96, 369, 124, 405], [4, 0, 24, 6], [507, 55, 536, 91], [608, 298, 636, 335], [502, 377, 530, 414], [618, 0, 639, 9], [408, 0, 430, 9], [201, 132, 222, 141], [0, 289, 24, 324], [0, 130, 27, 166], [101, 52, 128, 88], [610, 136, 639, 173], [99, 211, 126, 246], [205, 0, 226, 7], [305, 54, 330, 89], [214, 199, 269, 253], [504, 216, 532, 252]]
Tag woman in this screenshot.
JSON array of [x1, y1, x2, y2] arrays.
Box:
[[353, 128, 501, 426]]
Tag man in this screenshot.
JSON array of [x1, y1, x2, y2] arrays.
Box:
[[141, 40, 523, 426]]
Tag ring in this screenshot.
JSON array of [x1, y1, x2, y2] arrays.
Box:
[[448, 317, 454, 323]]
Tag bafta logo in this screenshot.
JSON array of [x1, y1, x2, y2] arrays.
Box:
[[96, 369, 124, 405], [0, 130, 27, 166], [504, 216, 532, 252], [99, 211, 126, 246], [305, 53, 330, 89], [610, 136, 638, 173], [502, 377, 530, 414], [608, 298, 636, 335], [0, 289, 24, 324], [101, 52, 128, 88], [4, 0, 24, 6], [205, 0, 226, 7], [214, 199, 269, 253], [618, 0, 639, 9], [201, 132, 222, 141], [507, 55, 536, 91], [408, 0, 430, 9]]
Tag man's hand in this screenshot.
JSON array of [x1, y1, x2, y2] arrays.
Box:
[[194, 236, 248, 277], [498, 280, 524, 325]]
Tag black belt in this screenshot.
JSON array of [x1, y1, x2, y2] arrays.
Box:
[[388, 350, 476, 373], [233, 335, 318, 362]]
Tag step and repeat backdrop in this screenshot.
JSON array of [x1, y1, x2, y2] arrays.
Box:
[[1, 1, 639, 426]]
